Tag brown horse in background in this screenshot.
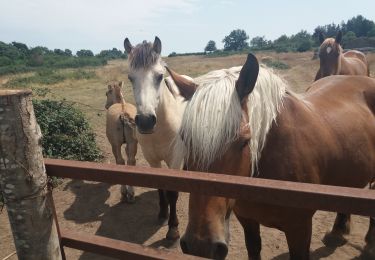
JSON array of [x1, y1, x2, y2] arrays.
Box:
[[105, 81, 138, 203], [315, 31, 369, 81], [170, 54, 375, 259]]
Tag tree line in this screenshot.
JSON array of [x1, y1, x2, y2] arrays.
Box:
[[203, 15, 375, 54], [0, 42, 127, 75]]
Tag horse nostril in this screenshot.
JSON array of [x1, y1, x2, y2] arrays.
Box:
[[150, 115, 156, 125], [213, 241, 228, 260], [180, 238, 189, 253]]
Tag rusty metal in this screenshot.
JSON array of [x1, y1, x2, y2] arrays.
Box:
[[47, 189, 66, 260], [45, 158, 375, 217], [60, 229, 206, 260]]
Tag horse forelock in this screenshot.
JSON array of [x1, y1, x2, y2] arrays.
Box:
[[129, 41, 161, 70], [319, 38, 342, 56], [173, 66, 288, 175]]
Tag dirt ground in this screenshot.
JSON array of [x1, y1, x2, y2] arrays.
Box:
[[1, 52, 375, 259]]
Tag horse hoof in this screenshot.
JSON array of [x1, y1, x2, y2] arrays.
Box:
[[166, 227, 180, 241], [322, 232, 347, 248]]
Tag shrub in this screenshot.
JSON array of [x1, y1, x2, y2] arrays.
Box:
[[33, 99, 103, 161], [262, 58, 290, 70]]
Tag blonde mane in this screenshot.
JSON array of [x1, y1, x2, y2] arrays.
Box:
[[173, 65, 288, 175]]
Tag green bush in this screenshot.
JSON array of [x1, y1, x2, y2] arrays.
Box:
[[33, 99, 103, 161], [262, 58, 290, 70]]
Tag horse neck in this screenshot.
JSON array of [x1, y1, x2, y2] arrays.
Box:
[[337, 53, 344, 74], [155, 80, 184, 133]]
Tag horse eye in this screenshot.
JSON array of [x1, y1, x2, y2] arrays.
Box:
[[156, 74, 163, 83]]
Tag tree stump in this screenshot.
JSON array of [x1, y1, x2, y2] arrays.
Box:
[[0, 90, 62, 260]]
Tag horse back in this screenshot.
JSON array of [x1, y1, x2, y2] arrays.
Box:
[[259, 76, 375, 187], [342, 50, 369, 76]]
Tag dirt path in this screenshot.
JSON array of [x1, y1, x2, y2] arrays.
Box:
[[1, 177, 371, 260]]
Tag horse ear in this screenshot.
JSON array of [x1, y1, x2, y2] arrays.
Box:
[[107, 84, 112, 90], [335, 30, 342, 44], [153, 36, 162, 54], [319, 31, 325, 44], [124, 38, 133, 54], [165, 66, 197, 100], [236, 53, 259, 103]]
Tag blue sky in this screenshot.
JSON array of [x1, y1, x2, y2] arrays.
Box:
[[1, 0, 374, 55]]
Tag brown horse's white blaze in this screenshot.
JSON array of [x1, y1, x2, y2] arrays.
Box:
[[173, 54, 375, 259], [123, 37, 196, 240], [315, 30, 369, 81]]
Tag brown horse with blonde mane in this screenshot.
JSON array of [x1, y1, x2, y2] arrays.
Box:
[[169, 54, 375, 259], [315, 31, 369, 81]]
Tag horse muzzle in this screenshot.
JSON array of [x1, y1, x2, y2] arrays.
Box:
[[135, 114, 156, 134], [180, 235, 228, 260]]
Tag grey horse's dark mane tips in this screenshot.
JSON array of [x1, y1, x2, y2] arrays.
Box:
[[129, 41, 160, 69]]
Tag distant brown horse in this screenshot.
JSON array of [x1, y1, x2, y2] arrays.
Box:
[[315, 31, 369, 81], [105, 81, 138, 203], [170, 54, 375, 259]]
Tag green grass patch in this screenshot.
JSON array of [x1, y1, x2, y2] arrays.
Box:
[[261, 58, 290, 70], [5, 69, 96, 88]]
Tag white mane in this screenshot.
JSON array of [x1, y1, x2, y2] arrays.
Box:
[[173, 65, 288, 175]]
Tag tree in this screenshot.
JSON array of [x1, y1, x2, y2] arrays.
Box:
[[367, 27, 375, 37], [0, 90, 62, 260], [273, 35, 291, 52], [222, 29, 249, 51], [97, 48, 126, 59], [291, 30, 313, 52], [250, 36, 270, 50], [64, 49, 73, 56], [76, 49, 94, 57], [342, 31, 357, 48], [344, 15, 375, 37], [53, 48, 65, 56], [11, 42, 29, 56], [204, 40, 217, 52]]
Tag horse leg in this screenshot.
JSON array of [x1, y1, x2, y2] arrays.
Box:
[[120, 141, 138, 204], [364, 217, 375, 258], [284, 217, 312, 260], [148, 161, 169, 225], [111, 145, 133, 204], [165, 190, 180, 240], [322, 213, 350, 247], [364, 180, 375, 257], [237, 216, 262, 260], [158, 189, 169, 226]]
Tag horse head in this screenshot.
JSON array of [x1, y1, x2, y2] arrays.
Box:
[[318, 31, 343, 77], [124, 37, 165, 134], [105, 81, 123, 109], [175, 54, 259, 259]]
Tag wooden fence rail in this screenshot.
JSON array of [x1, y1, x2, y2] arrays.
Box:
[[45, 158, 375, 217], [44, 158, 375, 259]]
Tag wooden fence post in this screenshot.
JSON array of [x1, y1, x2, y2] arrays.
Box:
[[0, 90, 62, 260]]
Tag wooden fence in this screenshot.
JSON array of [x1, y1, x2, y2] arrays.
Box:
[[44, 158, 375, 259]]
